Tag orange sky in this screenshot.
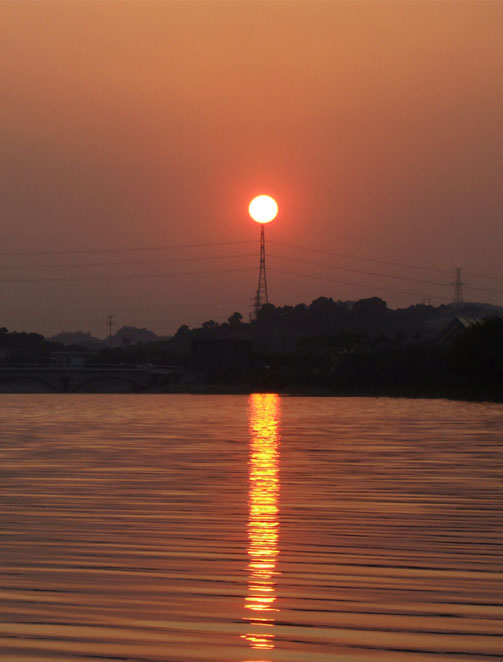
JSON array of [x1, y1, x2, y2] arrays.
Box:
[[1, 1, 503, 336]]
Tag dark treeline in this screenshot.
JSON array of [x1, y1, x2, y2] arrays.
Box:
[[0, 327, 49, 363], [1, 297, 503, 400], [169, 298, 503, 401]]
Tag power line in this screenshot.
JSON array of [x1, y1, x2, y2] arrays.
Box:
[[270, 240, 451, 275], [465, 271, 503, 283], [3, 235, 501, 287], [271, 247, 503, 298], [269, 267, 445, 301], [272, 261, 503, 299], [0, 236, 500, 299], [270, 253, 451, 288], [0, 239, 255, 258], [0, 252, 256, 270], [0, 252, 500, 298], [0, 266, 255, 285], [465, 284, 503, 296]]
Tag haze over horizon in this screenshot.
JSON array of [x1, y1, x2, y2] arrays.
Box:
[[2, 1, 503, 337]]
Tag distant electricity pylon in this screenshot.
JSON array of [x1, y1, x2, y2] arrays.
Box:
[[248, 195, 278, 320], [452, 268, 464, 304], [107, 312, 114, 343]]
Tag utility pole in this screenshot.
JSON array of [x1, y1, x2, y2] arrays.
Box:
[[107, 313, 114, 345], [452, 268, 464, 305]]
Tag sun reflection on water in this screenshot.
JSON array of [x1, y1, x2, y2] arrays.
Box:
[[241, 393, 281, 653]]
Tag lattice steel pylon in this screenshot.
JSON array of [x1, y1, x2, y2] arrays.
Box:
[[253, 225, 269, 319], [107, 312, 114, 345], [452, 267, 464, 305]]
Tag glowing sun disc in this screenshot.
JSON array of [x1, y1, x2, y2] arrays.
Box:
[[249, 195, 278, 224]]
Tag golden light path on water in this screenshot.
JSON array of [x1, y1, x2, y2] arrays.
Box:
[[241, 393, 281, 654]]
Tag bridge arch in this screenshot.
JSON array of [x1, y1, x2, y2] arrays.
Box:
[[0, 375, 59, 393]]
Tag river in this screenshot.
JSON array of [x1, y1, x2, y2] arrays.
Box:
[[0, 395, 502, 661]]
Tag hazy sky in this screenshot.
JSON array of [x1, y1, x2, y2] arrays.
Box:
[[2, 1, 503, 337]]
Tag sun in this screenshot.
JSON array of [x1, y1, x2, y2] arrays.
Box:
[[249, 195, 278, 224]]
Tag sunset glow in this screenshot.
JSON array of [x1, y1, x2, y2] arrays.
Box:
[[242, 393, 281, 651], [1, 2, 502, 661], [249, 195, 278, 224], [1, 2, 502, 336]]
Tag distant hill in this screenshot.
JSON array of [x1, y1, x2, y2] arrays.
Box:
[[48, 326, 170, 348], [48, 331, 103, 348], [112, 326, 166, 346]]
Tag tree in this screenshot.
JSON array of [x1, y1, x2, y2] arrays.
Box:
[[175, 324, 190, 337], [227, 312, 243, 327], [353, 297, 387, 315]]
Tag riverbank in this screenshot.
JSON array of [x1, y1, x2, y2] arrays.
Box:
[[3, 381, 499, 403]]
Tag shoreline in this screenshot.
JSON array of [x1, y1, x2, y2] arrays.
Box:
[[1, 383, 501, 403]]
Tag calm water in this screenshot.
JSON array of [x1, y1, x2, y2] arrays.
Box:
[[0, 395, 502, 662]]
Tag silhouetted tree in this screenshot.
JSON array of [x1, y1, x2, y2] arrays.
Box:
[[175, 324, 190, 337], [227, 312, 243, 327], [353, 297, 387, 315]]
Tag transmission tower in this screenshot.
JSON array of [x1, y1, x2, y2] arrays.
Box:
[[254, 225, 269, 319], [452, 268, 464, 305], [248, 194, 277, 320], [107, 312, 114, 344]]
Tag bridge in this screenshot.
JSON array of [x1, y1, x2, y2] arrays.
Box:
[[0, 364, 180, 393]]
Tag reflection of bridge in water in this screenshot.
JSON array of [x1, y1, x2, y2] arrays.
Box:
[[0, 364, 178, 393]]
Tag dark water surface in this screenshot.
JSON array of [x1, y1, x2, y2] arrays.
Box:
[[0, 395, 502, 662]]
